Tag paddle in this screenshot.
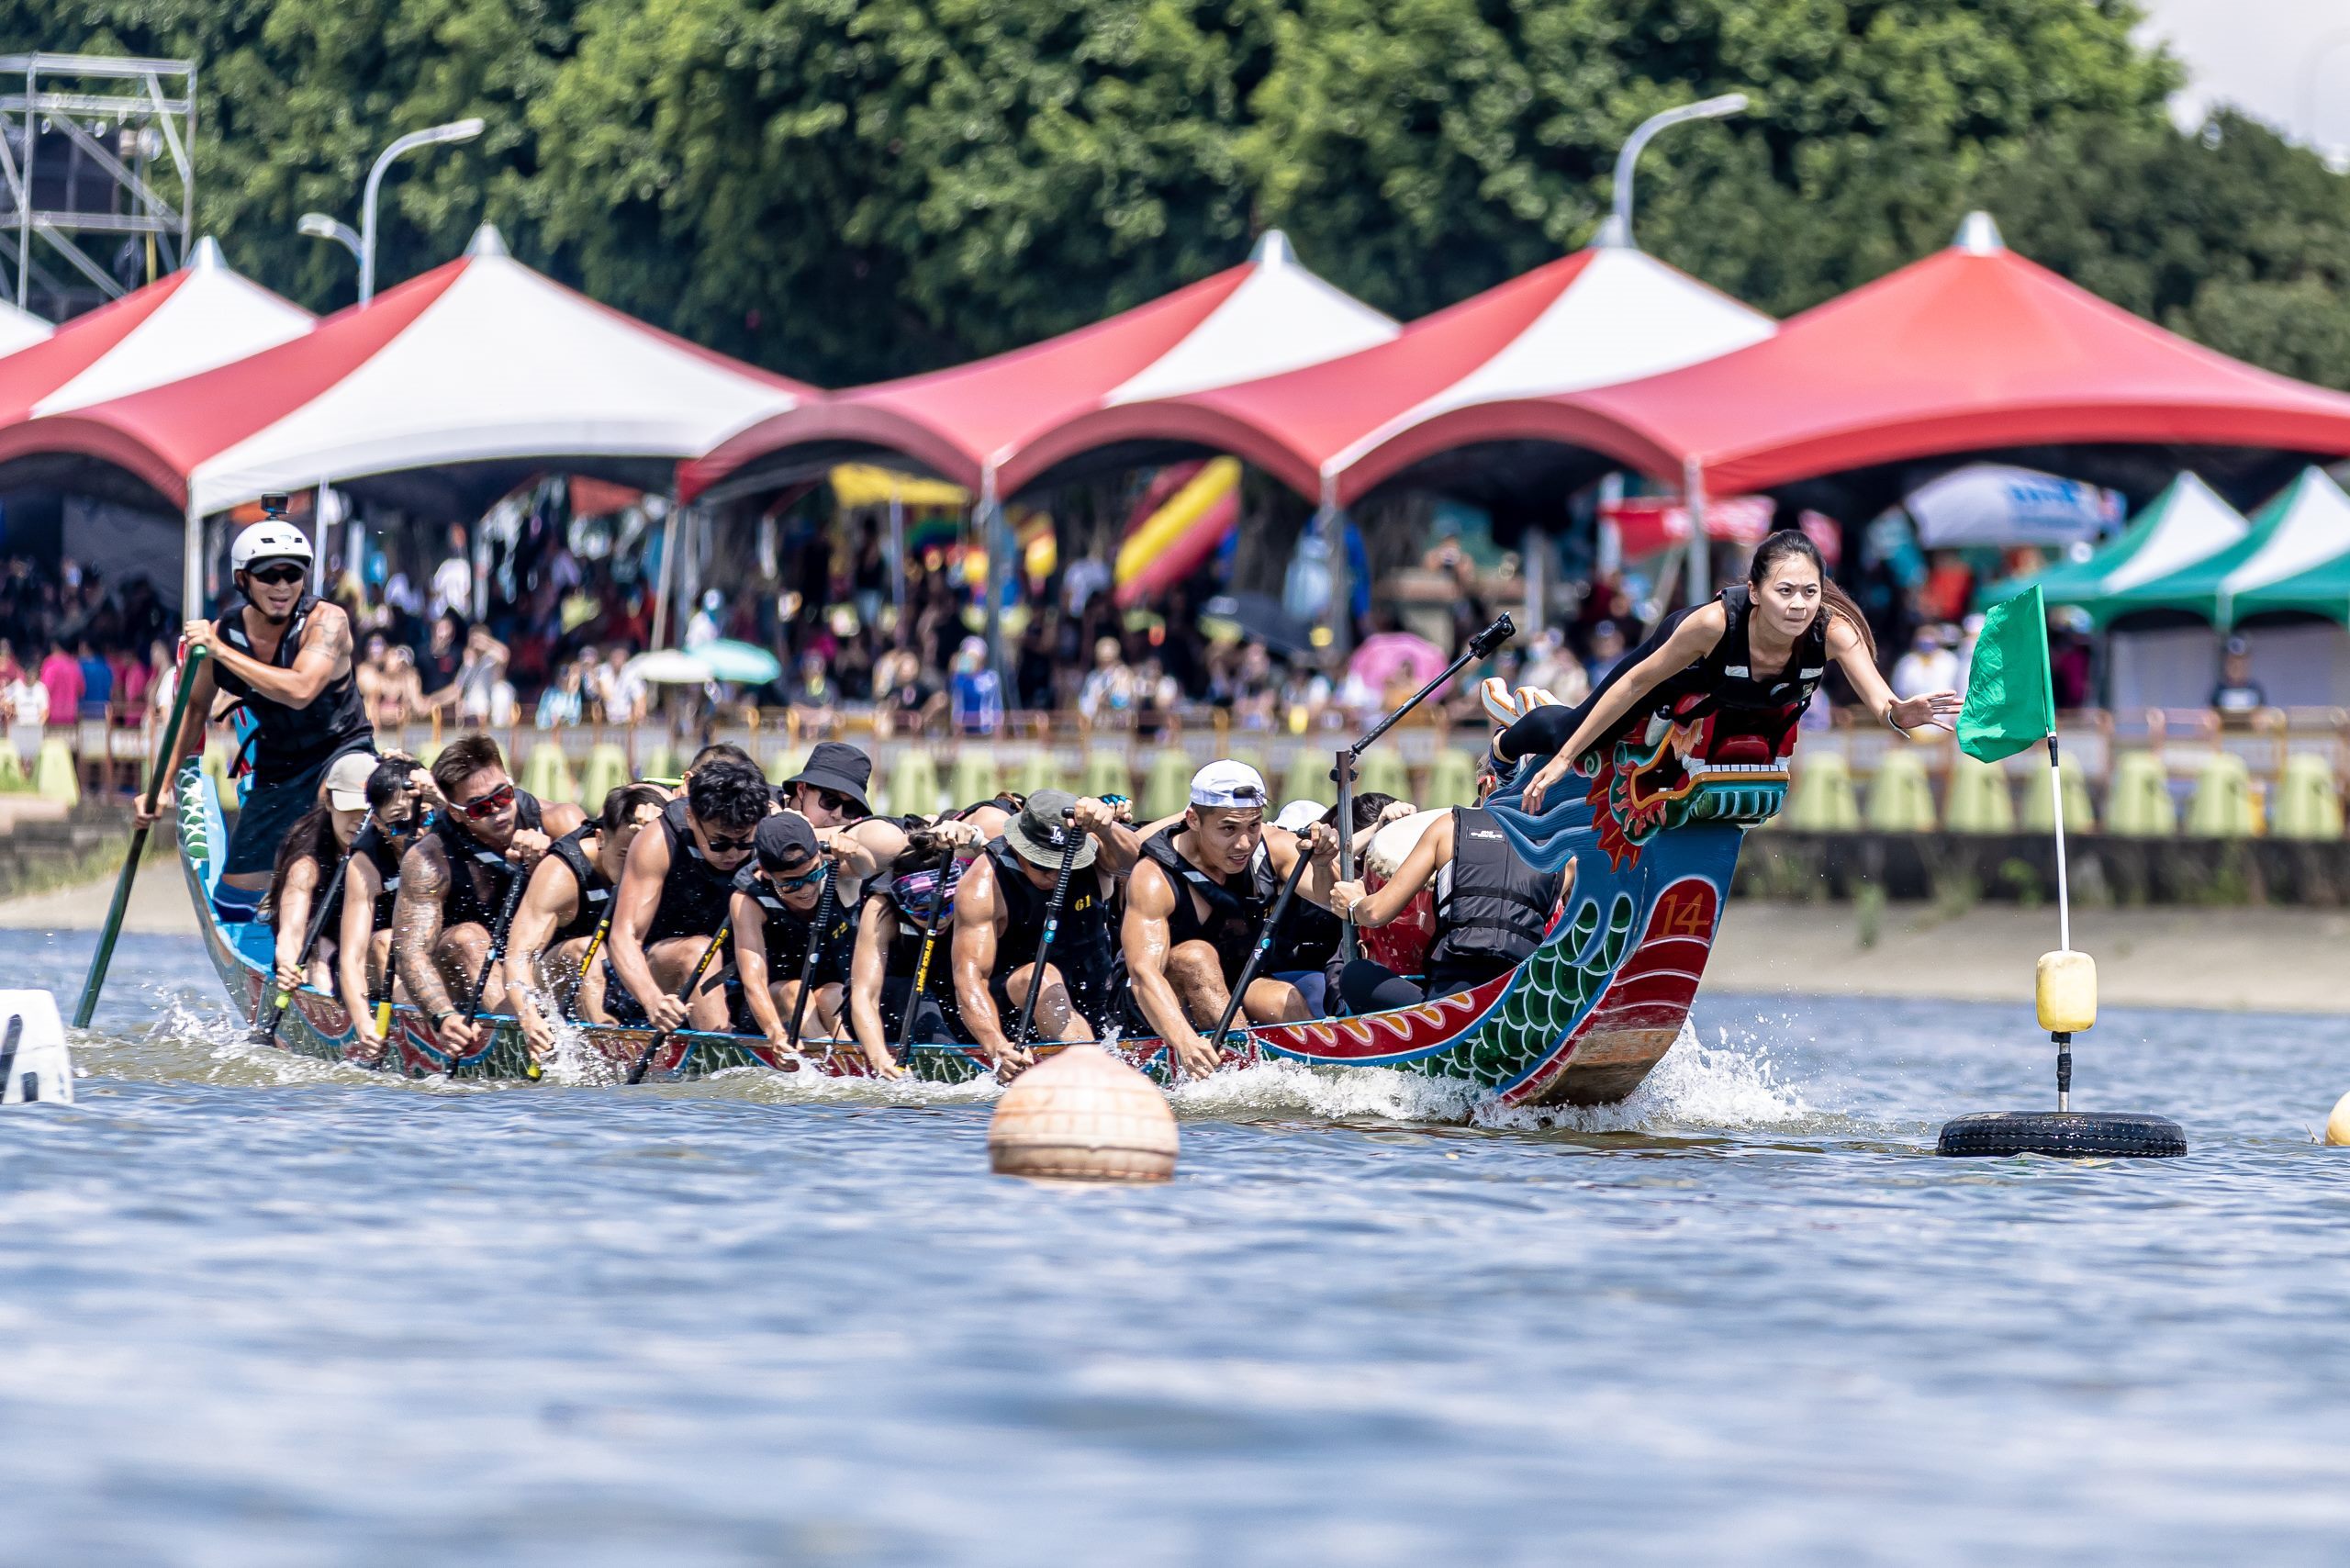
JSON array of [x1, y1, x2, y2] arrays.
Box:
[[444, 859, 528, 1078], [1333, 613, 1515, 964], [1009, 807, 1081, 1054], [1201, 828, 1319, 1060], [256, 811, 374, 1044], [893, 844, 956, 1068], [622, 920, 732, 1085], [782, 862, 840, 1056], [75, 646, 208, 1028]]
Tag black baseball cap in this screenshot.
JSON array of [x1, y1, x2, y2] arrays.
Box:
[[754, 813, 820, 875]]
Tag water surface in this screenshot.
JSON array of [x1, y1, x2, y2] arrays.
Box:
[[5, 928, 2346, 1565]]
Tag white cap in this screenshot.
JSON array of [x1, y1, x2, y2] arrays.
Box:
[[231, 518, 314, 574], [1190, 759, 1269, 810], [325, 751, 376, 812], [1273, 800, 1326, 833]]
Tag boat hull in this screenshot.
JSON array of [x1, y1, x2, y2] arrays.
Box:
[[174, 741, 1777, 1100]]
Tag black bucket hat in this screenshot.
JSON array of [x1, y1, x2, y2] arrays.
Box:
[[783, 741, 873, 814]]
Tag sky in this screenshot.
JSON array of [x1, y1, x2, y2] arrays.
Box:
[[2136, 0, 2350, 159]]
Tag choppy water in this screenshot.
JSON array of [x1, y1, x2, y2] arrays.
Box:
[[4, 926, 2347, 1566]]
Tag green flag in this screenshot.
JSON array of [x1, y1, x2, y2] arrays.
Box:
[[1957, 585, 2055, 763]]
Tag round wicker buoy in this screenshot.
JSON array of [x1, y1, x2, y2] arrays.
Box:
[[2326, 1090, 2350, 1147], [988, 1044, 1179, 1182]]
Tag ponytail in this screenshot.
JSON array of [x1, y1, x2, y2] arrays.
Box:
[[1750, 528, 1875, 661]]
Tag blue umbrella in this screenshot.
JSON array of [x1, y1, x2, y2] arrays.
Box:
[[696, 639, 785, 686]]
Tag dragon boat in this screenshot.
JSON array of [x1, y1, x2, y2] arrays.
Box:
[[176, 721, 1787, 1103]]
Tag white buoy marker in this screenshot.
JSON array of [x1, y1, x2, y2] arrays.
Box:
[[0, 991, 75, 1104]]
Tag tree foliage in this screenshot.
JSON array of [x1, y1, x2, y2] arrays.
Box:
[[6, 0, 2349, 394]]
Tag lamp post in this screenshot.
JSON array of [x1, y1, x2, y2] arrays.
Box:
[[355, 118, 485, 304], [1594, 94, 1749, 250], [296, 211, 362, 267]]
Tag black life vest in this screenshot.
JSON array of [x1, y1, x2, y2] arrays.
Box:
[[880, 855, 964, 1000], [985, 837, 1113, 992], [1138, 823, 1280, 983], [643, 798, 743, 944], [732, 863, 855, 986], [543, 825, 615, 945], [215, 595, 375, 781], [317, 822, 406, 935], [434, 790, 547, 928], [1428, 806, 1564, 974], [1639, 585, 1829, 752]]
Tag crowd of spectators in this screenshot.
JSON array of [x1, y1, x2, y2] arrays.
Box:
[[0, 554, 180, 734]]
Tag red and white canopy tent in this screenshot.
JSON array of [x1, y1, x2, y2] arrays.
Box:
[[0, 297, 51, 360], [1007, 241, 1776, 517], [1434, 215, 2350, 596], [0, 238, 311, 429], [0, 227, 813, 613], [681, 230, 1399, 508]]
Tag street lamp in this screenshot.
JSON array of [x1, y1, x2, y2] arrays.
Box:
[[1594, 93, 1749, 250], [297, 210, 362, 265], [356, 118, 485, 304]]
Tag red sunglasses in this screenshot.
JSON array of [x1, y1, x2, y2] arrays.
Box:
[[455, 782, 516, 820]]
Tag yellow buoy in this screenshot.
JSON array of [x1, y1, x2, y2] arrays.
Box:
[[2325, 1091, 2350, 1147], [2035, 949, 2097, 1036], [987, 1044, 1178, 1182]]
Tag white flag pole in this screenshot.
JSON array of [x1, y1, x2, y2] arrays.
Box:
[[2048, 730, 2070, 956]]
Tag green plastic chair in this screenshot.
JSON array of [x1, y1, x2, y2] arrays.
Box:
[[32, 737, 78, 806], [1944, 754, 2016, 834], [946, 748, 1000, 812], [576, 743, 632, 812], [1426, 747, 1481, 809], [2017, 752, 2098, 834], [1785, 750, 1861, 833], [2185, 752, 2256, 838], [1140, 749, 1195, 822], [637, 744, 686, 787], [2105, 751, 2177, 837], [884, 748, 942, 819], [1078, 749, 1135, 807], [1357, 748, 1412, 807], [2268, 754, 2344, 841], [1863, 746, 1936, 834], [0, 743, 28, 793], [520, 742, 576, 807], [1281, 745, 1337, 810], [1005, 750, 1061, 801]]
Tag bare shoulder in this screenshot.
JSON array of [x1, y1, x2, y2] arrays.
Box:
[[542, 801, 588, 836], [1823, 612, 1865, 654], [1124, 855, 1174, 914], [402, 834, 451, 889]]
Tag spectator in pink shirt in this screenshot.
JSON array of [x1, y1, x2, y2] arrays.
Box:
[[37, 638, 83, 728]]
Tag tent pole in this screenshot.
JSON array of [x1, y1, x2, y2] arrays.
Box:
[[980, 465, 1005, 689], [651, 493, 680, 652], [890, 483, 907, 632], [182, 498, 202, 618], [1320, 475, 1353, 658], [1683, 457, 1708, 608], [1525, 525, 1548, 637]]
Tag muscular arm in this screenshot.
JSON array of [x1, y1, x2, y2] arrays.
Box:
[[392, 838, 456, 1020], [1352, 814, 1452, 928], [732, 894, 789, 1042], [1264, 824, 1339, 913], [503, 856, 578, 1042], [539, 801, 587, 839], [162, 656, 217, 773], [949, 853, 1011, 1058], [211, 603, 354, 710], [846, 893, 893, 1065], [337, 854, 383, 1031], [607, 822, 673, 1016], [1119, 858, 1203, 1062], [1826, 615, 1957, 732]]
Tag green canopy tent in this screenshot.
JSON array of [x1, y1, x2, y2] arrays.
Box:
[[2094, 466, 2350, 626], [2221, 468, 2350, 625], [2015, 471, 2250, 627]]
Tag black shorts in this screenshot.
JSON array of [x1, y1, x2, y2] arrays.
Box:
[[881, 976, 967, 1047], [223, 740, 377, 877]]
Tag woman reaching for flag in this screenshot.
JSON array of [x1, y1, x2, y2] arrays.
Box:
[[1497, 531, 1963, 812]]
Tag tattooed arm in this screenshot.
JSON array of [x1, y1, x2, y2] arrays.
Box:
[[392, 835, 457, 1024], [198, 601, 354, 709]]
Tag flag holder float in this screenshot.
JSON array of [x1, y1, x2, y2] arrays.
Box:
[[1935, 587, 2186, 1159]]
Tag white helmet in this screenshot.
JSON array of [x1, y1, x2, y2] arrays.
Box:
[[231, 519, 314, 576]]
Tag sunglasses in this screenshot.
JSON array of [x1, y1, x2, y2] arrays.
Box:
[[701, 831, 755, 856], [772, 863, 824, 890], [805, 788, 865, 819], [455, 782, 516, 820], [245, 563, 308, 586]]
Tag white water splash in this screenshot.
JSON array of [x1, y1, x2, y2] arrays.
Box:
[[1167, 1020, 1811, 1133]]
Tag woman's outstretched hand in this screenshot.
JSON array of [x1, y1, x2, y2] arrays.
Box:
[[1891, 690, 1964, 733], [1519, 753, 1575, 816]]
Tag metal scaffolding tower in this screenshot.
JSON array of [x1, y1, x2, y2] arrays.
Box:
[[0, 52, 196, 320]]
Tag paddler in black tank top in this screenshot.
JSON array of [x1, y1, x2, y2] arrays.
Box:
[[390, 734, 585, 1059], [606, 757, 775, 1034], [1498, 531, 1962, 814], [503, 782, 667, 1063], [331, 756, 435, 1063], [950, 790, 1139, 1076], [140, 498, 377, 924], [1119, 761, 1339, 1079], [729, 813, 878, 1055], [843, 807, 1002, 1080]]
